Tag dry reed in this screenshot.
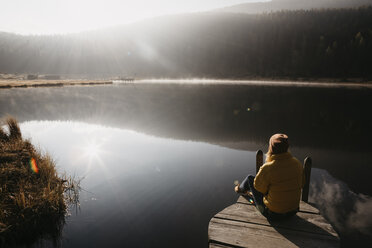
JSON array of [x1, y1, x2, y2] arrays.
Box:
[[0, 116, 80, 247]]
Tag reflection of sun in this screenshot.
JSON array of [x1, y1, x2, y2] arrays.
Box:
[[75, 139, 109, 176], [83, 142, 101, 159]]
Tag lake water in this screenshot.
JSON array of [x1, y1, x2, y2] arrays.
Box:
[[0, 82, 371, 247]]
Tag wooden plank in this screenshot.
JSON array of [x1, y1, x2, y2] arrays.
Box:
[[256, 150, 263, 173], [236, 196, 320, 214], [302, 157, 312, 203], [214, 203, 338, 237], [209, 218, 339, 248], [298, 201, 320, 214], [209, 242, 240, 248]]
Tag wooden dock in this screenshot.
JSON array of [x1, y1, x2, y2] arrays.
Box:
[[208, 151, 340, 248]]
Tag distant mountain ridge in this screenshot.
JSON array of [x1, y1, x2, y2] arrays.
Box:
[[0, 7, 371, 79], [216, 0, 372, 13]]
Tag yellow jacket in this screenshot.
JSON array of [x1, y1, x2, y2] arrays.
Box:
[[254, 152, 304, 213]]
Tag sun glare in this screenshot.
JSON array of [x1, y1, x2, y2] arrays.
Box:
[[83, 142, 102, 159], [0, 0, 256, 34], [77, 138, 108, 176]]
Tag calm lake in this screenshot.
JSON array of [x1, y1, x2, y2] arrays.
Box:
[[1, 81, 371, 247]]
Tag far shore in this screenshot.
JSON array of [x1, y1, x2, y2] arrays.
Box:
[[0, 79, 113, 89], [1, 77, 372, 90]]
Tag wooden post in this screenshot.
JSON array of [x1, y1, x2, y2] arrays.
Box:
[[256, 150, 263, 174], [302, 157, 312, 203]]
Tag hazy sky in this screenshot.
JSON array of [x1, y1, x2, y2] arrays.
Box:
[[0, 0, 268, 35]]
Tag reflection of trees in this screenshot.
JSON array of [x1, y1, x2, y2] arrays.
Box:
[[0, 7, 372, 79], [1, 84, 371, 151], [2, 215, 65, 247], [0, 83, 371, 195]]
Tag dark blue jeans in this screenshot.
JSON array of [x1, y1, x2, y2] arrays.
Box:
[[239, 175, 298, 219], [239, 175, 265, 213]]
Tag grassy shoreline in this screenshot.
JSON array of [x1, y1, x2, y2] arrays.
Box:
[[0, 79, 113, 89], [1, 77, 371, 90], [0, 117, 79, 246]]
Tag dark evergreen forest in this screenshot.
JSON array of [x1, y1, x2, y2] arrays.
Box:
[[218, 0, 372, 14], [0, 7, 371, 79]]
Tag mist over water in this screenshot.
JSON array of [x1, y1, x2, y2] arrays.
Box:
[[1, 82, 371, 246]]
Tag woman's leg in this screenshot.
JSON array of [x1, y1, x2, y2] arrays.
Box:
[[238, 174, 252, 192], [247, 175, 265, 208], [238, 175, 266, 214]]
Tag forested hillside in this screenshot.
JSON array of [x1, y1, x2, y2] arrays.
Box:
[[217, 0, 372, 14], [0, 7, 371, 79]]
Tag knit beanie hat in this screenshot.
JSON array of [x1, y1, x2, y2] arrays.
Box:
[[269, 133, 289, 154]]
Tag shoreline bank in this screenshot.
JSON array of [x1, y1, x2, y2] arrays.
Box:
[[0, 79, 113, 89], [0, 117, 79, 247], [1, 78, 372, 90]]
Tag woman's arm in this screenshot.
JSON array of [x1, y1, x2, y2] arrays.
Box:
[[254, 165, 270, 194]]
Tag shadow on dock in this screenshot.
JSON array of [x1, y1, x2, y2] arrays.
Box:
[[209, 196, 339, 248], [268, 214, 339, 247]]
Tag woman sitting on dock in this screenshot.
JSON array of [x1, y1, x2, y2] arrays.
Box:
[[235, 133, 304, 219]]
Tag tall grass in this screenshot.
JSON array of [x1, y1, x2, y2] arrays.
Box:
[[0, 117, 80, 247]]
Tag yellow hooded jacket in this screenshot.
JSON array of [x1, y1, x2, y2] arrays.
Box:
[[254, 152, 304, 213]]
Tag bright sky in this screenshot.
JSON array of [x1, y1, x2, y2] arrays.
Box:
[[0, 0, 268, 35]]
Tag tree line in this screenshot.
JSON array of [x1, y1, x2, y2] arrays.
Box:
[[0, 7, 371, 80]]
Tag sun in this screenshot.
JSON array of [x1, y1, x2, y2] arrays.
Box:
[[0, 0, 260, 34], [1, 0, 187, 34]]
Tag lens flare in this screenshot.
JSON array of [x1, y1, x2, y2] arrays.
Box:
[[29, 158, 39, 173]]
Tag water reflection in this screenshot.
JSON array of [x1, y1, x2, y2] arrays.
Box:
[[1, 84, 371, 196], [21, 121, 253, 247], [0, 83, 371, 246], [310, 169, 372, 246]]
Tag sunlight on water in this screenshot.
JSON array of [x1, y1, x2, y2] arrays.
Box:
[[17, 120, 255, 247], [19, 120, 252, 189], [82, 141, 102, 159]]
